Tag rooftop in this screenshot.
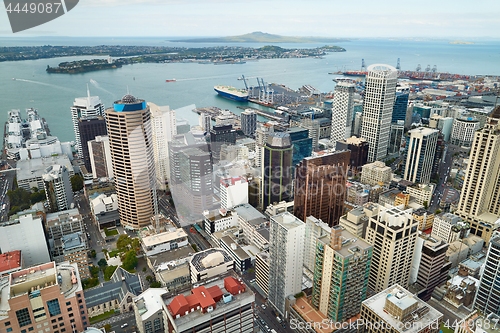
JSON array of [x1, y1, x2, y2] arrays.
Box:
[[17, 155, 72, 181], [0, 261, 82, 319], [233, 203, 268, 226], [0, 250, 22, 274], [271, 212, 304, 230], [61, 232, 86, 251], [319, 227, 372, 259], [362, 284, 443, 333], [165, 275, 254, 330], [142, 228, 188, 248], [190, 248, 233, 273]]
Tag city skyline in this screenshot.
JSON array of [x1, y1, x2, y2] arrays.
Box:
[[0, 0, 500, 38]]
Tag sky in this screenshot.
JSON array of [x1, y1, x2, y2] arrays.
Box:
[[1, 0, 500, 38]]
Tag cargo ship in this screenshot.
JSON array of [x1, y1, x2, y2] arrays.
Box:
[[342, 71, 367, 77], [214, 86, 249, 101]]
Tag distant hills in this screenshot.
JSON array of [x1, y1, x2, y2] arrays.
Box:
[[172, 31, 349, 43]]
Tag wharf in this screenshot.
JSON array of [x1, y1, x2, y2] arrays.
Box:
[[236, 106, 286, 122]]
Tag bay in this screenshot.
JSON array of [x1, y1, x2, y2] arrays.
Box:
[[1, 38, 499, 142]]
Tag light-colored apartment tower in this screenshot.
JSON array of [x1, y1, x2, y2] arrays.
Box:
[[364, 204, 418, 293], [149, 102, 177, 191], [311, 225, 372, 322], [403, 127, 439, 184], [71, 89, 105, 158], [360, 64, 398, 162], [360, 160, 392, 186], [268, 212, 305, 316], [43, 164, 74, 213], [105, 94, 155, 229], [331, 81, 356, 144], [455, 106, 500, 245]]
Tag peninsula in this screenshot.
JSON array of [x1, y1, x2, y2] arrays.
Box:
[[43, 44, 345, 74]]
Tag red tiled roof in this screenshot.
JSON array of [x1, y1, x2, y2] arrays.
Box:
[[168, 294, 189, 317], [207, 285, 223, 302], [224, 276, 246, 295], [0, 250, 21, 273], [191, 286, 216, 311]]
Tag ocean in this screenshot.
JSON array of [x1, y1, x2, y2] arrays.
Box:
[[1, 37, 499, 142]]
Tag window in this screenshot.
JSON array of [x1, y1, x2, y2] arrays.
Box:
[[4, 322, 10, 326], [6, 329, 12, 333], [47, 299, 61, 317], [16, 308, 32, 327], [65, 302, 71, 306]]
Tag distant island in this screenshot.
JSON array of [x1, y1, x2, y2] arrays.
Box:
[[42, 44, 345, 74], [172, 31, 349, 44], [450, 40, 474, 45]]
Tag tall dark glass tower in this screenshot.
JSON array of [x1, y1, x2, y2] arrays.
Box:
[[78, 116, 107, 173], [262, 132, 293, 209]]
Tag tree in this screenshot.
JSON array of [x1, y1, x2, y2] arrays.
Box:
[[98, 258, 108, 269], [122, 250, 138, 272], [70, 174, 84, 192], [146, 275, 154, 283], [116, 234, 132, 250], [150, 281, 161, 288], [103, 265, 118, 281], [423, 201, 429, 209], [104, 324, 112, 332], [90, 249, 97, 258]]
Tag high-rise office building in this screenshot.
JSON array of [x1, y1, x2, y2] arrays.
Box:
[[411, 235, 450, 301], [240, 109, 257, 136], [392, 84, 410, 123], [105, 94, 155, 229], [150, 102, 177, 190], [169, 132, 213, 224], [77, 116, 107, 173], [335, 136, 369, 174], [364, 204, 418, 293], [293, 150, 350, 227], [88, 135, 113, 179], [388, 121, 405, 155], [456, 106, 500, 245], [285, 127, 313, 168], [331, 81, 356, 144], [268, 212, 305, 316], [311, 226, 372, 322], [403, 127, 439, 184], [450, 116, 480, 147], [209, 124, 237, 162], [261, 132, 293, 209], [474, 232, 500, 315], [255, 123, 274, 168], [360, 64, 398, 162], [71, 89, 105, 158], [360, 284, 443, 333], [0, 261, 89, 333], [43, 164, 74, 213], [300, 118, 320, 151], [199, 112, 212, 133]]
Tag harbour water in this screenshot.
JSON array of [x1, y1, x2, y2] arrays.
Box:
[[1, 37, 499, 141]]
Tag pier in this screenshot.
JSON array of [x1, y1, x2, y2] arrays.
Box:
[[236, 106, 286, 122]]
